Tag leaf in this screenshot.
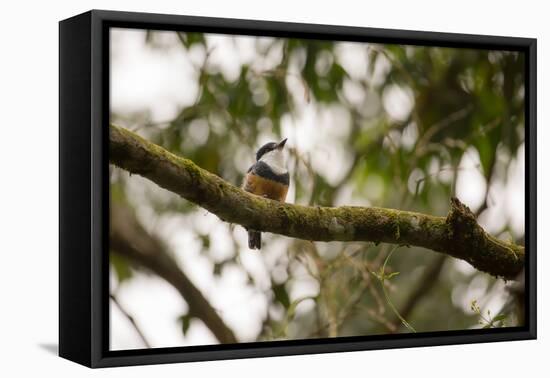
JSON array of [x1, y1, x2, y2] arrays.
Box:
[[371, 270, 383, 281], [179, 314, 193, 335], [272, 282, 290, 309], [199, 234, 211, 249], [385, 271, 401, 280], [475, 136, 494, 178], [213, 262, 223, 276], [492, 314, 507, 322], [368, 49, 379, 78], [179, 32, 206, 48], [110, 253, 133, 283]]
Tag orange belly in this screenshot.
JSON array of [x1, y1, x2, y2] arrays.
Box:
[[243, 173, 288, 202]]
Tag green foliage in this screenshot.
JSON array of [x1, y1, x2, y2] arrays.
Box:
[[470, 300, 508, 328], [110, 30, 525, 343], [110, 252, 133, 284], [272, 281, 291, 309], [177, 32, 206, 48], [178, 313, 193, 336]]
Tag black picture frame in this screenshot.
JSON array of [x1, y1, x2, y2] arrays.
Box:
[[59, 9, 537, 368]]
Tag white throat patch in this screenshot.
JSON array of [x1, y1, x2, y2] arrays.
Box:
[[260, 149, 287, 175]]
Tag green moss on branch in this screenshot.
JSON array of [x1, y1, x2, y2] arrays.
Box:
[[109, 125, 525, 280]]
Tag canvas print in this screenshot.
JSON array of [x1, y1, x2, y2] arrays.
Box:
[[108, 27, 526, 350]]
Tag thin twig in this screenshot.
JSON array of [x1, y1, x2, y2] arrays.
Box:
[[377, 246, 416, 333], [110, 293, 152, 348], [390, 255, 447, 332]]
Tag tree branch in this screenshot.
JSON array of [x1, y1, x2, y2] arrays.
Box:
[[110, 203, 238, 344], [109, 125, 524, 280]]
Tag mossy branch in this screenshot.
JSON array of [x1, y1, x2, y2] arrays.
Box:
[[109, 125, 524, 280]]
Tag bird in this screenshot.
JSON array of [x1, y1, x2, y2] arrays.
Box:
[[242, 138, 289, 249]]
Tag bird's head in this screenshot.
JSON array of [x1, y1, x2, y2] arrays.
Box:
[[255, 138, 288, 174], [256, 138, 287, 161]]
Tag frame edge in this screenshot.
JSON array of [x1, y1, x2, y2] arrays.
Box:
[[59, 11, 93, 368]]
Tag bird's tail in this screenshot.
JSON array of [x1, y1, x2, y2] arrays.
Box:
[[248, 230, 261, 250]]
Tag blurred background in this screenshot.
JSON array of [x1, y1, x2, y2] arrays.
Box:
[[109, 27, 525, 350]]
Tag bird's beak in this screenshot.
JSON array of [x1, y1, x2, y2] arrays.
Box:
[[277, 138, 288, 149]]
